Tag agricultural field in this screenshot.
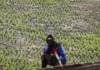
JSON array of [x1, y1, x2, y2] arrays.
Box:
[[0, 0, 100, 70]]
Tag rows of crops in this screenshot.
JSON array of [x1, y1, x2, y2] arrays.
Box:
[[0, 0, 100, 70]]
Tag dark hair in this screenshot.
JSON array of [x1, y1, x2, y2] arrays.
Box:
[[46, 34, 55, 43]]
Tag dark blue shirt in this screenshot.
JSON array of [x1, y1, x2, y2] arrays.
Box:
[[45, 44, 67, 60]]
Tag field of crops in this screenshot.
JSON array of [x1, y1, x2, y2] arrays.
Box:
[[0, 0, 100, 70]]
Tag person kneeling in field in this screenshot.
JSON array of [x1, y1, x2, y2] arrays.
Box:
[[41, 34, 67, 68]]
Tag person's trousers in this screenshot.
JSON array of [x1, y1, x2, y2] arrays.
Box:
[[42, 55, 66, 68]]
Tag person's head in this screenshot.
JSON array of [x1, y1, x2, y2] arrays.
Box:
[[46, 34, 55, 45]]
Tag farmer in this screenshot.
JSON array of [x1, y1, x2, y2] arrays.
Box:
[[41, 34, 67, 68]]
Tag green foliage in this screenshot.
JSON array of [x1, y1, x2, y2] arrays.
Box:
[[0, 0, 100, 69]]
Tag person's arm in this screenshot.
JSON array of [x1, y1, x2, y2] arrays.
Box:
[[42, 44, 49, 57], [43, 44, 51, 60], [57, 45, 66, 60], [44, 44, 49, 54]]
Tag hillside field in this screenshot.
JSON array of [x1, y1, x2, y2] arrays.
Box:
[[0, 0, 100, 70]]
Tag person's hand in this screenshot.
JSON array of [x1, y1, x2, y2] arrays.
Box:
[[45, 54, 51, 60], [41, 54, 45, 60]]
